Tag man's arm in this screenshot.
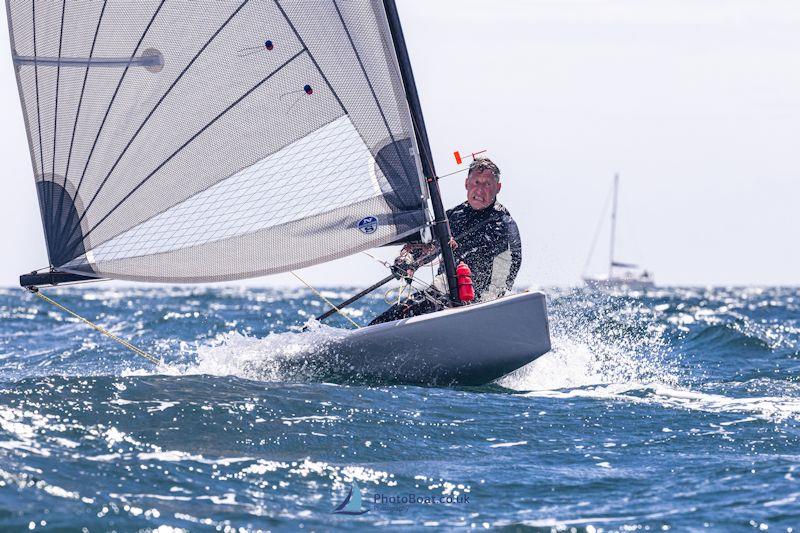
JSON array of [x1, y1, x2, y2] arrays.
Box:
[[476, 214, 522, 301], [505, 215, 523, 291], [395, 207, 458, 277]]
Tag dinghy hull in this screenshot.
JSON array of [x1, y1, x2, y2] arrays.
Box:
[[318, 291, 550, 386]]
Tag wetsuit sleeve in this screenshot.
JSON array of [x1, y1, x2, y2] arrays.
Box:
[[478, 214, 522, 301], [505, 215, 523, 291]]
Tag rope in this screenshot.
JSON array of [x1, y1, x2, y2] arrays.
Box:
[[435, 167, 468, 180], [30, 290, 160, 365], [361, 250, 437, 305], [289, 271, 361, 329]]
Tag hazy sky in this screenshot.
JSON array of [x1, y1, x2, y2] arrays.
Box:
[[1, 0, 798, 288]]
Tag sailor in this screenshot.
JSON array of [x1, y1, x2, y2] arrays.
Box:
[[369, 157, 522, 325]]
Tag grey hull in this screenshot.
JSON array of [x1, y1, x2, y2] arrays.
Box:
[[314, 291, 551, 386]]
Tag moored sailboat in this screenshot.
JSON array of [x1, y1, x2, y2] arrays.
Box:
[[582, 174, 655, 291]]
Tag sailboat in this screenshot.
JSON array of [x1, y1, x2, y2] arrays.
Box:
[[582, 174, 655, 291], [8, 0, 550, 386]]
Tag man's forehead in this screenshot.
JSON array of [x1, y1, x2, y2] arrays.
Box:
[[468, 169, 499, 180]]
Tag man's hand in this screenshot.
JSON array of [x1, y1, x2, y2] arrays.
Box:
[[394, 243, 435, 278]]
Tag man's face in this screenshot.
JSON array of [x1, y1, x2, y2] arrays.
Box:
[[465, 169, 501, 210]]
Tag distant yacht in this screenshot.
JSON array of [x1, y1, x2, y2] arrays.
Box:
[[582, 174, 655, 291]]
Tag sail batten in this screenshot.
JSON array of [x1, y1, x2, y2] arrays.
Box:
[[10, 0, 430, 284]]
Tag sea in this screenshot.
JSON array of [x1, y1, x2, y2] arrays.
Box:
[[0, 285, 798, 531]]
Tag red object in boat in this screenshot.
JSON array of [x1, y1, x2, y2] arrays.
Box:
[[456, 262, 474, 302]]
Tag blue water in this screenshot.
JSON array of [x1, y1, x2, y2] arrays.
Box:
[[1, 285, 798, 531]]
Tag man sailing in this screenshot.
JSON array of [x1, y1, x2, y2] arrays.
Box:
[[370, 157, 522, 325]]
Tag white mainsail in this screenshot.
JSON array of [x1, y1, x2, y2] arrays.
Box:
[[8, 0, 430, 283]]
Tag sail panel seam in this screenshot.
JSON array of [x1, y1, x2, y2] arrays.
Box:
[[62, 47, 310, 254], [330, 0, 408, 181], [55, 0, 107, 245], [49, 0, 66, 243], [70, 0, 167, 217], [31, 2, 46, 217], [71, 112, 349, 256], [66, 0, 252, 246], [273, 0, 348, 115]]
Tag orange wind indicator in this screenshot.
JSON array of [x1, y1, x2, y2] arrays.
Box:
[[453, 149, 487, 166], [439, 148, 490, 179]]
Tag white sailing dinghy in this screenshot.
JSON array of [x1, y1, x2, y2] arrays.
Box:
[[8, 0, 550, 385]]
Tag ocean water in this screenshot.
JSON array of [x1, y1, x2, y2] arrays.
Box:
[[0, 285, 798, 531]]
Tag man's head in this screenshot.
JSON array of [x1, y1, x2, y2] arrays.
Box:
[[465, 157, 501, 210]]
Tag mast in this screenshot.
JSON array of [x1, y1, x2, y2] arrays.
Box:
[[609, 173, 619, 279], [383, 0, 460, 304]]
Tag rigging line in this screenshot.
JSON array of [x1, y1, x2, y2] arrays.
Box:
[[69, 0, 167, 220], [436, 167, 468, 180], [28, 289, 160, 365], [69, 0, 252, 242], [582, 182, 614, 277], [55, 0, 107, 245], [48, 0, 67, 227], [331, 1, 407, 177], [290, 271, 361, 329], [273, 0, 347, 115], [361, 250, 391, 268], [61, 48, 309, 255], [360, 250, 435, 297]]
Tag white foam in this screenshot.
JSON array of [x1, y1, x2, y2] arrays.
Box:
[[520, 382, 800, 423], [137, 451, 204, 462], [497, 294, 799, 423], [140, 322, 350, 382], [498, 329, 679, 392], [489, 441, 527, 448]]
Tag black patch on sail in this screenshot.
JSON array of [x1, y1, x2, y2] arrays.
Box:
[[375, 137, 426, 235], [36, 181, 89, 268]]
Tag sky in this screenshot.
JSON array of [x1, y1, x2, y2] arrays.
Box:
[[0, 0, 798, 288]]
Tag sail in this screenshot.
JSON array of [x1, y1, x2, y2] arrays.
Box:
[[7, 0, 429, 283]]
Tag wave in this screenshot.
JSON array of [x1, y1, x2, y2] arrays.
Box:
[[519, 382, 800, 423], [684, 323, 776, 353], [497, 324, 800, 423], [497, 290, 800, 423]]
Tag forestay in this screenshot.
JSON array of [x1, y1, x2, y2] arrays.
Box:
[[8, 0, 429, 283]]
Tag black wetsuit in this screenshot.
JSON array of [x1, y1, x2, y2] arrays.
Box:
[[369, 201, 522, 325]]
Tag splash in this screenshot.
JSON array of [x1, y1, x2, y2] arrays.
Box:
[[499, 288, 800, 423], [499, 289, 681, 391], [127, 320, 351, 382]]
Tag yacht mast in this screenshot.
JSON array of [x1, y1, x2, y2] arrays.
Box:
[[609, 173, 619, 278]]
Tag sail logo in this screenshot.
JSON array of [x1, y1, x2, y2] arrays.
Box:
[[357, 216, 378, 234], [333, 481, 368, 515]]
